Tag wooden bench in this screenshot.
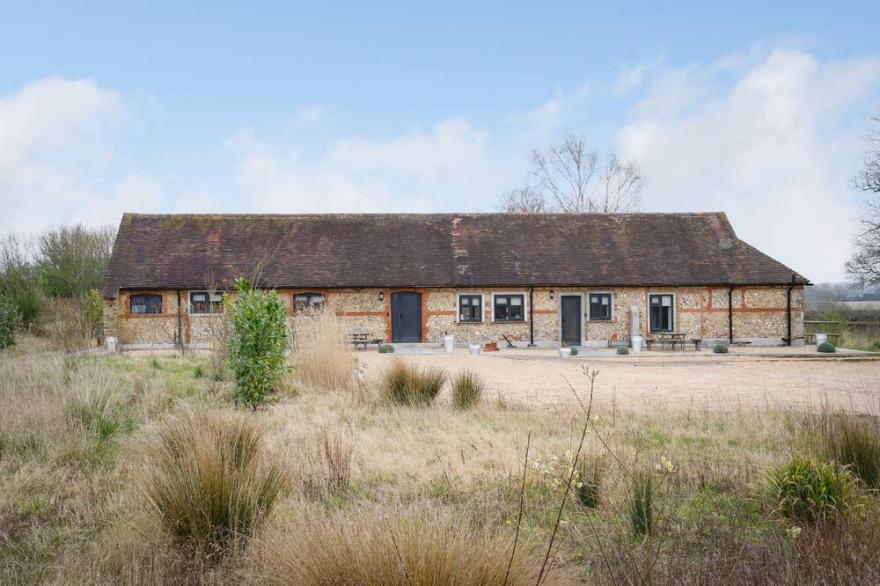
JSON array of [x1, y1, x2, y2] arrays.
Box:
[[645, 336, 702, 351], [348, 332, 384, 350], [804, 333, 840, 345]]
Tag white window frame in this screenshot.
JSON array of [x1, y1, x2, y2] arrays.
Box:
[[292, 291, 326, 313], [189, 290, 224, 314], [455, 292, 484, 323], [648, 292, 676, 333], [587, 291, 614, 322], [491, 291, 528, 323], [557, 291, 585, 346]]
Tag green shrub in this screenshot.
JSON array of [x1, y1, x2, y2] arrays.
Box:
[[193, 364, 205, 379], [84, 288, 104, 342], [823, 413, 880, 489], [227, 278, 288, 410], [764, 457, 855, 523], [378, 344, 395, 354], [0, 295, 20, 350], [576, 455, 603, 509], [629, 469, 654, 536], [569, 346, 579, 356], [69, 387, 120, 440], [818, 342, 836, 353], [141, 410, 287, 559], [713, 343, 729, 354], [381, 360, 446, 406], [616, 346, 629, 355], [451, 371, 485, 410]]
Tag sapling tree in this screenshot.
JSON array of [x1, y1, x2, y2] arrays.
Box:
[[227, 277, 288, 409]]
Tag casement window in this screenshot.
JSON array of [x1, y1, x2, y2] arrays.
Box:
[[130, 294, 162, 315], [589, 293, 612, 321], [190, 291, 223, 314], [293, 292, 325, 312], [649, 294, 674, 332], [458, 294, 483, 322], [493, 294, 525, 322]]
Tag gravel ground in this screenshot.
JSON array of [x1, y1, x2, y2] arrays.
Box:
[[356, 346, 880, 413]]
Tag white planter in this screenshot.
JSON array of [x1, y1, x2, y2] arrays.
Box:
[[443, 335, 455, 353], [631, 336, 642, 353], [468, 344, 481, 355], [558, 348, 572, 359], [815, 333, 828, 346], [105, 336, 118, 353]]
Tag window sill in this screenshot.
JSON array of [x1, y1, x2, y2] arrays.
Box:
[[492, 320, 526, 323], [457, 320, 484, 325]]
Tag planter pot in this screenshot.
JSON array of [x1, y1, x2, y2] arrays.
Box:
[[468, 344, 481, 355], [631, 336, 642, 353], [443, 335, 455, 353], [558, 347, 572, 359], [815, 333, 828, 346], [105, 336, 118, 353]]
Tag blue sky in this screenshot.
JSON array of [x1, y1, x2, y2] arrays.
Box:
[[1, 1, 879, 281]]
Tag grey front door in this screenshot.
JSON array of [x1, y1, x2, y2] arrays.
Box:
[[560, 295, 581, 346], [392, 292, 421, 343]]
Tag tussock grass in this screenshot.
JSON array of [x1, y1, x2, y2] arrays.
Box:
[[451, 370, 485, 410], [293, 309, 355, 391], [764, 457, 855, 523], [249, 505, 561, 585], [629, 467, 655, 536], [821, 411, 880, 489], [139, 409, 288, 559], [380, 359, 446, 406], [576, 453, 603, 509]]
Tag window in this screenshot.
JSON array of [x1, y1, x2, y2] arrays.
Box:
[[649, 294, 674, 332], [493, 294, 525, 322], [589, 293, 612, 321], [130, 294, 162, 315], [458, 294, 482, 322], [293, 292, 325, 312], [190, 291, 223, 314]]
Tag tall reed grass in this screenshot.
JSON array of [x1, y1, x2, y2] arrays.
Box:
[[249, 505, 561, 585], [380, 359, 446, 406], [139, 409, 288, 559], [292, 309, 354, 391]]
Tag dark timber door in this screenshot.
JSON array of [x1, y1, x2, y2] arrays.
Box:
[[392, 292, 421, 343], [560, 295, 581, 346]]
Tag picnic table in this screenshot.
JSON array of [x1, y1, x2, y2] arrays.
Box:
[[645, 332, 702, 351], [348, 332, 384, 350]]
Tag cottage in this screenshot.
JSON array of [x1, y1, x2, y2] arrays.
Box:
[[101, 212, 808, 349]]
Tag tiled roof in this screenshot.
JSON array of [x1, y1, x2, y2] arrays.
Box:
[[102, 212, 808, 298]]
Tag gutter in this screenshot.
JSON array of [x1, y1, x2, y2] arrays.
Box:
[[176, 290, 183, 350], [785, 274, 796, 346], [528, 287, 535, 347], [728, 286, 734, 344]]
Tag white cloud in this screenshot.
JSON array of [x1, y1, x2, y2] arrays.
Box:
[[618, 49, 880, 282], [508, 84, 590, 143], [225, 118, 506, 213], [613, 56, 665, 96], [294, 104, 332, 127], [0, 77, 161, 233]]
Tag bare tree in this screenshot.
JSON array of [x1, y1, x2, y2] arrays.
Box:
[[847, 114, 880, 288], [499, 134, 644, 214], [497, 186, 548, 214]]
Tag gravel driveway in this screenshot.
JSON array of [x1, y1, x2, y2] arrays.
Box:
[[356, 346, 880, 413]]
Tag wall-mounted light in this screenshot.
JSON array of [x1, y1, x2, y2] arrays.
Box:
[[378, 291, 384, 302], [549, 290, 555, 300]]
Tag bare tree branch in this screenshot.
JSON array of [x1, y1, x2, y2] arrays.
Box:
[[500, 133, 643, 214], [497, 186, 548, 214], [848, 113, 880, 287]]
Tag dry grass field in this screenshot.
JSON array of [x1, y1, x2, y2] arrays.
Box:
[[2, 329, 880, 584]]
